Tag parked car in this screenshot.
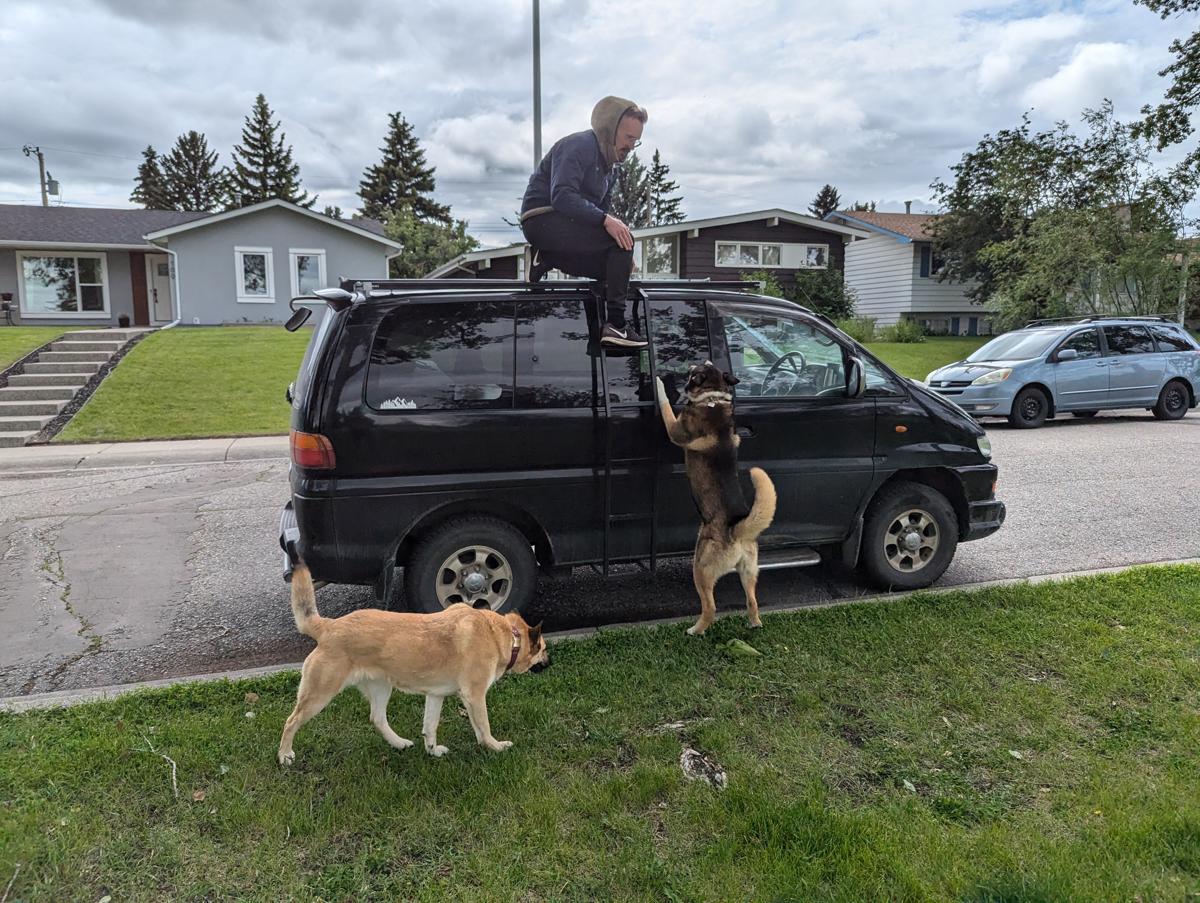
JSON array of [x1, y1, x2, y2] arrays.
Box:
[[924, 316, 1200, 428], [279, 278, 1005, 614]]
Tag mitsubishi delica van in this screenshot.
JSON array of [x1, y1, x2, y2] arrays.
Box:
[[279, 278, 1005, 614]]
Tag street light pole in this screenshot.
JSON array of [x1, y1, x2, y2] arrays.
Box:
[[22, 145, 48, 207], [532, 0, 542, 169]]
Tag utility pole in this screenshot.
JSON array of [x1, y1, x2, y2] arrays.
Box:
[[22, 145, 48, 207], [532, 0, 542, 169]]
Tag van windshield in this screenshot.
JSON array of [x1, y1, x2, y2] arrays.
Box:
[[966, 330, 1058, 363]]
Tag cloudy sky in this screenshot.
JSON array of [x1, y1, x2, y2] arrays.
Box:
[[0, 0, 1193, 247]]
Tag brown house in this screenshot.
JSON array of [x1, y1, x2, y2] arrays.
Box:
[[428, 209, 869, 288]]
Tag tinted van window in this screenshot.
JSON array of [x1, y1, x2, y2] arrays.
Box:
[[367, 301, 514, 411], [1150, 324, 1194, 352], [515, 298, 595, 408], [1103, 325, 1156, 355], [651, 299, 709, 399]]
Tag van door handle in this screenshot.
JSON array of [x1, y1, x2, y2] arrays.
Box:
[[736, 426, 755, 439]]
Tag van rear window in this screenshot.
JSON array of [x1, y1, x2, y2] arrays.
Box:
[[367, 301, 515, 411]]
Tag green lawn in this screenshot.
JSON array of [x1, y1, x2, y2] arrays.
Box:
[[865, 336, 986, 380], [3, 565, 1198, 901], [55, 326, 311, 443], [0, 327, 77, 370]]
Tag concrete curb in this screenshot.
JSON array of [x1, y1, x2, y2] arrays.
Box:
[[4, 556, 1198, 714], [0, 435, 290, 476]]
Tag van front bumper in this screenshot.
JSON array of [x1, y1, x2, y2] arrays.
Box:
[[928, 381, 1020, 416], [966, 499, 1006, 540]]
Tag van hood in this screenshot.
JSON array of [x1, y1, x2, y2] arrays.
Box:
[[928, 359, 1028, 383], [907, 379, 986, 438]]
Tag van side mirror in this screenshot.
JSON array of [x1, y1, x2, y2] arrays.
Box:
[[284, 307, 312, 331], [848, 356, 867, 398], [1056, 348, 1078, 361]]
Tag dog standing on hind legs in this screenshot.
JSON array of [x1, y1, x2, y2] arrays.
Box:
[[655, 363, 778, 636], [277, 542, 549, 767]]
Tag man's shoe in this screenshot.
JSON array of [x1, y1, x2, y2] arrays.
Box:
[[600, 324, 649, 348], [529, 249, 550, 283]]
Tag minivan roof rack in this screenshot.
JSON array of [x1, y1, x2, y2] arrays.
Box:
[[1024, 314, 1175, 328], [339, 277, 762, 295]]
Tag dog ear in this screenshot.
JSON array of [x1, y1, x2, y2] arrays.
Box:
[[528, 623, 543, 647], [723, 371, 740, 386]]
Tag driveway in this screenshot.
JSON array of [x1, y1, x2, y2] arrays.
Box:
[[1, 412, 1197, 697]]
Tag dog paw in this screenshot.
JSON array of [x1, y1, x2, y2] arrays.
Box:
[[278, 750, 295, 767], [426, 744, 449, 757], [686, 623, 708, 636], [655, 376, 667, 403], [392, 738, 415, 751], [748, 618, 762, 629], [490, 740, 513, 752]]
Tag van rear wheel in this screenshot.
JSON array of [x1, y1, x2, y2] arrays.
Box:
[[1152, 380, 1189, 421], [860, 482, 959, 591], [404, 517, 536, 614]]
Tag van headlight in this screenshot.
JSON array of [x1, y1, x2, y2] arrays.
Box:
[[977, 435, 993, 459], [924, 370, 939, 384], [971, 368, 1012, 386]]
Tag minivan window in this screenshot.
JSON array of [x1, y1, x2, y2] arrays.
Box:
[[1057, 328, 1101, 359], [367, 301, 514, 411], [724, 312, 846, 398], [966, 329, 1058, 362], [1103, 325, 1156, 355], [515, 298, 594, 409], [1149, 324, 1194, 353]]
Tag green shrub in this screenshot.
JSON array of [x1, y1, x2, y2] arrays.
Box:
[[879, 319, 926, 343], [788, 268, 858, 320], [835, 316, 877, 343]]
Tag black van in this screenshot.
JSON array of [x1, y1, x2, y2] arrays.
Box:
[[279, 278, 1005, 613]]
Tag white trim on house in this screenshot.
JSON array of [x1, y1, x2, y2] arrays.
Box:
[[143, 198, 402, 249], [235, 246, 275, 303], [426, 242, 527, 278], [14, 249, 112, 319], [632, 208, 869, 241], [288, 247, 327, 297], [714, 241, 828, 269], [0, 240, 153, 250]]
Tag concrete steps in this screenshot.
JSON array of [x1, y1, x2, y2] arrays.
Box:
[[0, 328, 153, 446]]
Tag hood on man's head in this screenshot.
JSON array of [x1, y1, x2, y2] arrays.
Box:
[[591, 95, 645, 167]]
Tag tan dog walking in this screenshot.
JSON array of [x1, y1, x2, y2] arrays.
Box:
[[278, 552, 549, 766], [656, 365, 777, 635]]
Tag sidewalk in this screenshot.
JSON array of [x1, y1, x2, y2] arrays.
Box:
[[0, 435, 290, 475]]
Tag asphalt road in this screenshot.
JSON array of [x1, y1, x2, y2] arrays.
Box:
[[1, 411, 1197, 697]]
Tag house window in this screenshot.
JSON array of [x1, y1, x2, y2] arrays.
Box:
[[16, 252, 109, 317], [633, 235, 679, 277], [803, 245, 827, 268], [236, 247, 274, 303], [714, 241, 826, 268], [289, 249, 326, 297]]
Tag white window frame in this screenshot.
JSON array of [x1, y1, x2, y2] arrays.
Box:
[[713, 241, 787, 269], [288, 248, 327, 298], [633, 234, 680, 278], [15, 250, 111, 319], [235, 246, 275, 303], [801, 244, 829, 269]]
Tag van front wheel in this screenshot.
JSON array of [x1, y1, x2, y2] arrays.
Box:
[[404, 517, 536, 614], [860, 482, 959, 591]]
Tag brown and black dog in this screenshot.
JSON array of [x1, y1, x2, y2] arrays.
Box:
[[656, 363, 777, 635]]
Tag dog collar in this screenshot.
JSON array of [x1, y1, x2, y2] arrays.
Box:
[[506, 626, 521, 672], [688, 389, 732, 406]]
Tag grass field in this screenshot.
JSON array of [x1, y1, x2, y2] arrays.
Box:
[[865, 336, 986, 380], [0, 327, 76, 370], [2, 565, 1198, 901]]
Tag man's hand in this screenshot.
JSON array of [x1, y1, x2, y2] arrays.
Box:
[[604, 214, 634, 251]]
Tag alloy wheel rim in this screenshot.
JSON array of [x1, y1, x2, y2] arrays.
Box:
[[435, 544, 513, 610], [883, 508, 940, 573]]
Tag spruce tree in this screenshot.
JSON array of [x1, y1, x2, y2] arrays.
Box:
[[228, 93, 315, 208], [358, 112, 450, 223], [322, 204, 344, 220], [130, 146, 173, 209], [646, 149, 685, 225], [608, 151, 651, 228], [808, 183, 841, 219], [160, 131, 226, 212]]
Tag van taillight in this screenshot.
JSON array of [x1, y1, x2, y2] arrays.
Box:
[[290, 430, 336, 470]]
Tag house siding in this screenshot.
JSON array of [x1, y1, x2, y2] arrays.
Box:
[[909, 242, 979, 313], [682, 220, 846, 287], [0, 247, 138, 327], [842, 236, 914, 325], [164, 207, 390, 325]]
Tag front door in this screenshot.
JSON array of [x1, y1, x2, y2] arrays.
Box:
[[146, 254, 173, 322], [713, 304, 876, 545], [1050, 327, 1108, 410]]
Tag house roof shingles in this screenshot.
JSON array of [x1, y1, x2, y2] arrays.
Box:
[[833, 210, 939, 241], [0, 204, 212, 246]]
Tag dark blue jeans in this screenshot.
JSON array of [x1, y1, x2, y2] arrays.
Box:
[[521, 211, 634, 328]]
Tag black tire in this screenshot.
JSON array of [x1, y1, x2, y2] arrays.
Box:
[[1071, 410, 1098, 418], [1152, 380, 1190, 421], [403, 517, 536, 614], [1007, 386, 1050, 429], [860, 482, 959, 591]]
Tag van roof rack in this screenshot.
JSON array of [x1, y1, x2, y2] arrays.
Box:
[[1024, 314, 1175, 328], [339, 277, 762, 295]]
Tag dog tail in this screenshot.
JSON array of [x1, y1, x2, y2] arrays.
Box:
[[289, 560, 325, 639], [733, 467, 777, 542]]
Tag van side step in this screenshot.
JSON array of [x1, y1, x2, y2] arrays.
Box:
[[757, 547, 822, 571]]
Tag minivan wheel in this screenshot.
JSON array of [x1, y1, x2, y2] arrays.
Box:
[[404, 517, 536, 614], [1007, 387, 1049, 429], [1152, 380, 1190, 421], [860, 482, 959, 591]]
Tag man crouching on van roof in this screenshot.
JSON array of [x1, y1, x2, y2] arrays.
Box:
[[520, 95, 650, 350]]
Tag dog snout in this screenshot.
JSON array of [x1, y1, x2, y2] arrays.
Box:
[[529, 658, 550, 673]]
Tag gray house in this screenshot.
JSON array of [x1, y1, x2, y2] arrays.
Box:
[[0, 199, 400, 327], [822, 209, 989, 335]]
